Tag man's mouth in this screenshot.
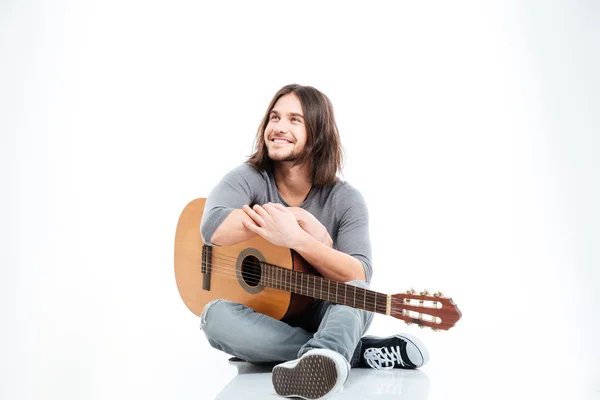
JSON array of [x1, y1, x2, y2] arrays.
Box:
[[271, 138, 293, 144]]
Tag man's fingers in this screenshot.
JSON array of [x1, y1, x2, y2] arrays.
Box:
[[252, 204, 271, 219], [269, 203, 287, 212], [262, 203, 282, 214], [243, 205, 266, 226], [242, 219, 263, 235]]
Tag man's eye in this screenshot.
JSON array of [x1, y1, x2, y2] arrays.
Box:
[[270, 115, 279, 120], [291, 117, 300, 122]]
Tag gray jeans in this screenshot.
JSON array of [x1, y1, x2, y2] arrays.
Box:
[[200, 280, 374, 367]]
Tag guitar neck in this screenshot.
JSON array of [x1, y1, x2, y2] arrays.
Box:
[[261, 262, 390, 316]]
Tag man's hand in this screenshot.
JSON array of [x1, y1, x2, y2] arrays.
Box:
[[241, 203, 309, 249], [289, 207, 333, 248]]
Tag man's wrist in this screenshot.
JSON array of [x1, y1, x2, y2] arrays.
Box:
[[293, 229, 314, 252], [288, 206, 306, 225]]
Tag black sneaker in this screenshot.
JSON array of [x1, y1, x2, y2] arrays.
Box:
[[358, 333, 429, 370]]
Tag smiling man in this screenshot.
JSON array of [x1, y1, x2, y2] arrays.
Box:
[[199, 84, 429, 399]]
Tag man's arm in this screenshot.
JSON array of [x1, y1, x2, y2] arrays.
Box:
[[294, 233, 366, 282], [209, 209, 257, 246], [209, 206, 326, 247], [242, 203, 370, 283]]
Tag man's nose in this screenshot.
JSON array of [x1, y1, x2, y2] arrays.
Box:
[[273, 121, 290, 133]]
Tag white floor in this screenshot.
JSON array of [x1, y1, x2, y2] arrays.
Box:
[[166, 311, 598, 400], [214, 363, 430, 400]]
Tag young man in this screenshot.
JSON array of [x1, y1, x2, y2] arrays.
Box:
[[199, 84, 429, 399]]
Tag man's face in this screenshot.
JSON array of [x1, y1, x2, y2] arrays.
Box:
[[264, 93, 307, 163]]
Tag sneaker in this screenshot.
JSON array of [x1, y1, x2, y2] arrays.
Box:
[[272, 349, 350, 400], [359, 333, 429, 370]]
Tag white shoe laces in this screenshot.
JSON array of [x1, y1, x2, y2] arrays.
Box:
[[363, 346, 407, 370]]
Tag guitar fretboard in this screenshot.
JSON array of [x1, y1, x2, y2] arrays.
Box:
[[261, 262, 389, 315]]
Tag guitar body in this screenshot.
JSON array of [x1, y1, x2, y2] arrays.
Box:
[[174, 198, 462, 331], [174, 198, 314, 320]]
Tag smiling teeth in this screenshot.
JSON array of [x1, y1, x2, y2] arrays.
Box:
[[274, 139, 290, 143]]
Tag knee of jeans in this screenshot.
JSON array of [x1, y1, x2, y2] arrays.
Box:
[[200, 299, 248, 338], [199, 298, 232, 337], [345, 279, 370, 289]]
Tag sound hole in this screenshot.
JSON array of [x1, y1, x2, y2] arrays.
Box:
[[241, 255, 262, 287]]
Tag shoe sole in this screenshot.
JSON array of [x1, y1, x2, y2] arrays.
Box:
[[272, 355, 338, 400]]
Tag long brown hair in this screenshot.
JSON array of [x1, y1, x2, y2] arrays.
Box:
[[248, 84, 344, 186]]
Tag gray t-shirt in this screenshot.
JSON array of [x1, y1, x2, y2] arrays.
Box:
[[200, 162, 373, 283]]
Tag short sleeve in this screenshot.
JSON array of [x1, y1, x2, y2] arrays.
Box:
[[200, 163, 266, 245], [335, 185, 373, 283]]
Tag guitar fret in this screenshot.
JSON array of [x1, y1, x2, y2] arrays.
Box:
[[262, 265, 269, 287], [266, 265, 270, 288], [374, 292, 377, 312], [305, 274, 308, 296], [344, 285, 347, 306], [320, 277, 323, 299], [363, 287, 366, 310], [265, 265, 269, 288], [304, 273, 307, 296], [306, 275, 310, 296]]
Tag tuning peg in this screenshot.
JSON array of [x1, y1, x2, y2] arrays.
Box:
[[432, 328, 440, 332], [405, 322, 413, 326], [406, 288, 416, 295], [419, 325, 425, 329], [420, 289, 430, 296], [434, 291, 444, 298]]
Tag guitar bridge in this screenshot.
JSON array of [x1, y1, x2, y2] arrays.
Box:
[[201, 245, 212, 291]]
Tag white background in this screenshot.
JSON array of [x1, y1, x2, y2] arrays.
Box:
[[1, 1, 599, 399]]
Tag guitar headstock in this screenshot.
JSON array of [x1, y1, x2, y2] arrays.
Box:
[[391, 289, 462, 331]]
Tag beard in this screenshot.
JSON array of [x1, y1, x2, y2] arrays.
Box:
[[267, 144, 299, 162]]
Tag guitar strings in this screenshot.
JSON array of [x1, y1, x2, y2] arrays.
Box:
[[191, 252, 442, 314], [195, 258, 439, 319], [204, 252, 439, 310], [204, 251, 426, 309], [205, 253, 384, 310]]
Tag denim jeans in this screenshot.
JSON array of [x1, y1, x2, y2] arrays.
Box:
[[200, 280, 374, 367]]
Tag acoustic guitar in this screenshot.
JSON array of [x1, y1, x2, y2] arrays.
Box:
[[174, 198, 461, 331]]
